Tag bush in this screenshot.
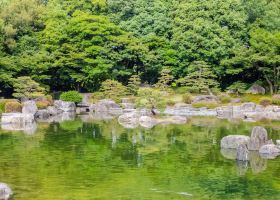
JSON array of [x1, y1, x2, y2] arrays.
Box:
[[36, 100, 50, 109], [182, 93, 192, 104], [218, 94, 231, 104], [166, 99, 176, 106], [5, 102, 22, 113], [272, 95, 280, 105], [99, 79, 128, 102], [259, 97, 272, 107], [60, 91, 82, 103], [45, 95, 53, 105], [0, 99, 18, 113], [192, 101, 218, 109]]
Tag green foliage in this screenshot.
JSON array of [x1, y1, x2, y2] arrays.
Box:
[[259, 97, 272, 107], [241, 94, 266, 104], [36, 100, 50, 109], [177, 61, 219, 94], [12, 76, 46, 98], [227, 82, 248, 95], [99, 79, 128, 102], [0, 99, 17, 113], [182, 93, 193, 104], [60, 91, 82, 103], [272, 95, 280, 105], [192, 101, 219, 109], [5, 101, 22, 113], [155, 68, 174, 90], [218, 94, 231, 104], [127, 74, 141, 95], [136, 87, 165, 110]]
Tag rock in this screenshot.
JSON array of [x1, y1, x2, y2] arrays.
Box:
[[22, 100, 38, 115], [139, 116, 157, 128], [241, 102, 256, 112], [170, 116, 187, 124], [0, 183, 13, 200], [192, 95, 218, 103], [220, 135, 250, 149], [1, 113, 34, 124], [216, 106, 233, 119], [121, 98, 132, 104], [35, 109, 50, 120], [246, 84, 265, 95], [236, 143, 249, 161], [231, 98, 241, 103], [121, 103, 135, 109], [46, 106, 63, 116], [259, 144, 280, 159], [94, 99, 121, 113], [54, 100, 76, 112], [248, 126, 268, 150], [118, 112, 139, 129]]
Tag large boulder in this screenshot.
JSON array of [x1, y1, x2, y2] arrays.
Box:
[[259, 144, 280, 159], [221, 135, 250, 149], [236, 143, 249, 161], [246, 84, 265, 95], [35, 109, 51, 120], [94, 99, 121, 113], [192, 95, 218, 103], [1, 113, 34, 124], [118, 112, 139, 129], [54, 100, 76, 112], [248, 126, 268, 150], [241, 102, 256, 112], [47, 106, 63, 116], [139, 116, 157, 129], [22, 100, 38, 115], [0, 183, 13, 200]]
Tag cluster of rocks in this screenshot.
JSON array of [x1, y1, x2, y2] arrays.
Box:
[[221, 126, 280, 160], [0, 182, 12, 200], [217, 103, 280, 121], [0, 100, 76, 133]]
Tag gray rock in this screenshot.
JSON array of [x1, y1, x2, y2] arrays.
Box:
[[118, 112, 139, 129], [231, 98, 241, 103], [259, 144, 280, 159], [139, 116, 157, 128], [47, 106, 63, 116], [54, 100, 76, 112], [248, 126, 268, 150], [121, 103, 135, 109], [0, 182, 13, 200], [236, 143, 249, 161], [1, 113, 34, 124], [94, 99, 121, 113], [220, 148, 237, 160], [220, 135, 250, 149], [35, 109, 50, 120], [192, 95, 218, 103], [241, 102, 256, 112], [22, 100, 38, 115], [216, 106, 233, 119], [121, 98, 132, 104], [246, 84, 265, 95]]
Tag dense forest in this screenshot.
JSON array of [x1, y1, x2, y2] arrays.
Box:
[[0, 0, 279, 96]]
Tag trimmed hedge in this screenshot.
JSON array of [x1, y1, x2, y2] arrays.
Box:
[[60, 91, 82, 103], [5, 102, 22, 113]]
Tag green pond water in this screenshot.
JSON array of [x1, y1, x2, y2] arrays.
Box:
[[1, 116, 280, 200]]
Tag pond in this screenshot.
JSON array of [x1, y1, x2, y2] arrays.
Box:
[[1, 116, 280, 200]]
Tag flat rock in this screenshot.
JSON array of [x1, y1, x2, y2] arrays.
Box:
[[0, 182, 13, 200], [22, 100, 38, 115], [259, 144, 280, 159], [54, 100, 76, 112]]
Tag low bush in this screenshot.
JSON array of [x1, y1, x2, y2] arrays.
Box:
[[218, 94, 231, 104], [241, 94, 266, 103], [182, 93, 192, 104], [5, 102, 22, 113], [259, 97, 272, 107], [192, 101, 219, 109], [60, 91, 82, 103], [45, 95, 53, 105], [272, 95, 280, 106], [36, 100, 50, 109], [0, 99, 18, 113], [166, 99, 176, 106]]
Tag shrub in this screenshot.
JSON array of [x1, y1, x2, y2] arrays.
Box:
[[99, 79, 128, 102], [60, 91, 82, 103], [36, 100, 50, 109], [182, 93, 192, 104], [259, 97, 272, 107], [192, 101, 219, 109], [272, 95, 280, 105], [166, 99, 176, 106], [45, 95, 53, 105], [218, 94, 231, 104], [5, 102, 22, 113], [136, 87, 166, 110], [0, 99, 18, 113]]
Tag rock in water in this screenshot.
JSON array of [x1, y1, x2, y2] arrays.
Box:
[[259, 144, 280, 159], [22, 100, 38, 115], [221, 135, 250, 149], [118, 112, 139, 129], [35, 109, 51, 120], [236, 143, 249, 161], [0, 183, 13, 200], [139, 116, 157, 129], [248, 126, 268, 150]]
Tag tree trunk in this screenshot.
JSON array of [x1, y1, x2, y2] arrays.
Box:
[[264, 74, 274, 95]]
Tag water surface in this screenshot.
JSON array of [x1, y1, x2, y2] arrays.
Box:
[[1, 117, 280, 200]]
